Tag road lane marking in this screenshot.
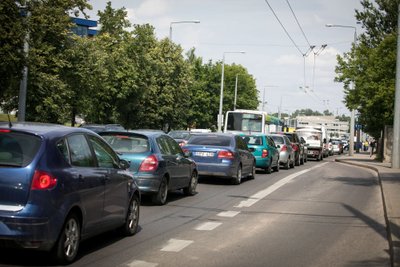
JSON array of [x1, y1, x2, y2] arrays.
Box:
[[235, 163, 328, 208], [218, 211, 240, 217], [160, 239, 194, 252], [127, 260, 158, 267], [195, 222, 222, 231]]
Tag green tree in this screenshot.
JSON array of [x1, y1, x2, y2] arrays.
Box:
[[0, 0, 25, 111], [335, 0, 399, 137]]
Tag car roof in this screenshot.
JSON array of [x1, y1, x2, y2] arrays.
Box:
[[0, 122, 93, 136], [99, 130, 166, 137]]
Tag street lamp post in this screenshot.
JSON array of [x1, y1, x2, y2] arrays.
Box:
[[169, 20, 200, 40], [326, 23, 357, 156], [218, 51, 245, 132], [234, 74, 238, 110]]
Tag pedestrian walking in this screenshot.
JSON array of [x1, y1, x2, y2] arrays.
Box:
[[369, 139, 376, 157]]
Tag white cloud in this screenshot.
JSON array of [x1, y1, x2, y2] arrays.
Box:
[[136, 0, 169, 18]]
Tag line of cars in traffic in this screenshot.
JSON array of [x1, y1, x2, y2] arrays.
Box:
[[0, 122, 340, 263]]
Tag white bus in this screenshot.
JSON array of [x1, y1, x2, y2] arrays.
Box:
[[224, 109, 283, 134]]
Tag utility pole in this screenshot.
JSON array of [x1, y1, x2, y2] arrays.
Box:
[[17, 2, 30, 122], [392, 3, 400, 168]]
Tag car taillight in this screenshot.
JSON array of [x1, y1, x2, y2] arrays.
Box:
[[218, 150, 234, 159], [31, 170, 57, 190], [182, 148, 189, 153], [139, 155, 158, 172], [0, 129, 11, 133], [281, 145, 287, 152], [291, 144, 298, 151], [262, 149, 268, 158]]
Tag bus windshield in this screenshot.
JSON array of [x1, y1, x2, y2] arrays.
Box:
[[226, 112, 263, 132]]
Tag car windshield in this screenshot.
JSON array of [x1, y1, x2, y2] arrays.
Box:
[[169, 131, 190, 139], [188, 135, 232, 146], [101, 134, 150, 153], [0, 131, 41, 167], [270, 136, 284, 145], [243, 136, 263, 145]]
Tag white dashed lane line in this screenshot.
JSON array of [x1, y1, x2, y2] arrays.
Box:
[[127, 260, 158, 267], [218, 210, 241, 217], [160, 239, 194, 252], [195, 221, 222, 231]]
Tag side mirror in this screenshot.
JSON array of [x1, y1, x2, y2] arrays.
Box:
[[248, 147, 255, 152], [276, 144, 281, 149], [119, 159, 130, 170]]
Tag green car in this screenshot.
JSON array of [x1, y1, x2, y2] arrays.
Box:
[[241, 134, 280, 174]]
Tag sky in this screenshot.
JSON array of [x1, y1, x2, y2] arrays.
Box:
[[85, 0, 364, 116]]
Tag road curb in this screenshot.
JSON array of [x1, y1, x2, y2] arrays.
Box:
[[335, 158, 397, 267]]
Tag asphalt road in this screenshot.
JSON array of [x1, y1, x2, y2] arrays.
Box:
[[0, 156, 390, 267]]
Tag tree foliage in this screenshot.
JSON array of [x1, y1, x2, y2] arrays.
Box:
[[0, 1, 260, 131], [335, 0, 399, 137]]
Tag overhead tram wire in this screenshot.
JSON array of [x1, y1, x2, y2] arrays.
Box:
[[285, 0, 312, 48], [264, 0, 326, 109], [263, 0, 305, 56]]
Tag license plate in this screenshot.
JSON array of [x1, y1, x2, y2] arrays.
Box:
[[194, 151, 214, 157]]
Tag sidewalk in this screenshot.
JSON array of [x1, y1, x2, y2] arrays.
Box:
[[335, 152, 400, 267]]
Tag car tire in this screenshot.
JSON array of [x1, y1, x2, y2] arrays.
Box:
[[265, 159, 272, 174], [232, 165, 242, 185], [273, 160, 280, 172], [52, 213, 80, 264], [249, 161, 256, 179], [152, 176, 168, 205], [290, 157, 295, 168], [284, 159, 290, 170], [295, 153, 300, 166], [119, 194, 140, 236], [183, 171, 198, 196]]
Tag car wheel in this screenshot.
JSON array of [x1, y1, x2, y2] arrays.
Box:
[[290, 157, 295, 168], [119, 194, 140, 236], [183, 171, 198, 196], [284, 159, 290, 170], [53, 214, 80, 264], [273, 159, 280, 172], [295, 153, 300, 166], [249, 161, 256, 179], [152, 176, 168, 205], [265, 159, 272, 174], [232, 165, 242, 185]]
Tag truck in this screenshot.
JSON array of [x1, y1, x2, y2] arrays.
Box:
[[295, 127, 324, 161]]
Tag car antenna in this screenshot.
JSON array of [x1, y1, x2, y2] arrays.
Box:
[[7, 112, 12, 128]]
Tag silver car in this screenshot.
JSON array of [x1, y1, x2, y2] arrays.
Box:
[[268, 134, 295, 169]]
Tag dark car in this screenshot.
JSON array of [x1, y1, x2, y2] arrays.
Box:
[[273, 132, 305, 166], [0, 122, 140, 263], [80, 123, 125, 133], [99, 131, 198, 205], [182, 133, 256, 185]]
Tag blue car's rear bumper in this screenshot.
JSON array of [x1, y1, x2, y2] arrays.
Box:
[[196, 162, 236, 178]]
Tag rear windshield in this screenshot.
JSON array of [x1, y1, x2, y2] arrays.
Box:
[[270, 136, 284, 145], [284, 133, 294, 142], [100, 134, 150, 153], [242, 136, 263, 145], [0, 131, 41, 167], [188, 135, 232, 147]]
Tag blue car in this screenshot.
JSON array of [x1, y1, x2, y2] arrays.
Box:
[[99, 131, 198, 205], [241, 134, 280, 174], [182, 133, 256, 185], [0, 122, 140, 263]]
